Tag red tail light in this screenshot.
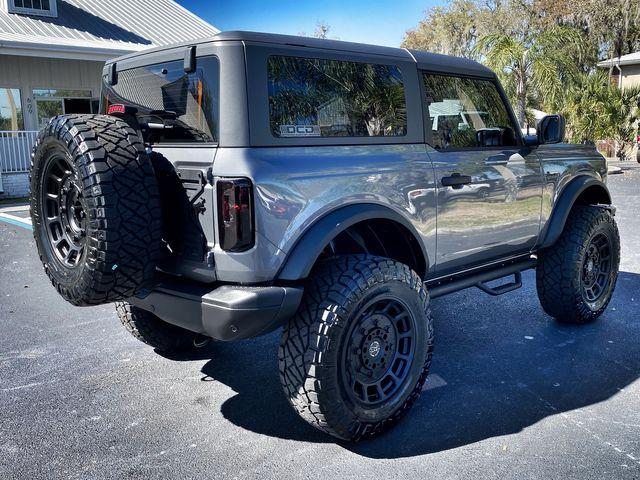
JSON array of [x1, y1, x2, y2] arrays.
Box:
[[217, 178, 254, 252], [108, 104, 126, 115]]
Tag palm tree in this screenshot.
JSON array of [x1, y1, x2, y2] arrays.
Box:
[[475, 27, 582, 127], [610, 84, 640, 159], [563, 72, 640, 157]]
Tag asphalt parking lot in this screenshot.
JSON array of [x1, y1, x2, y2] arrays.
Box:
[[1, 164, 639, 480]]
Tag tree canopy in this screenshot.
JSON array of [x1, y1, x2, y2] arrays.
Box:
[[403, 0, 640, 152]]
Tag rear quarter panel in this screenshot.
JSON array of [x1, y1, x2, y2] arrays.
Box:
[[211, 145, 437, 282]]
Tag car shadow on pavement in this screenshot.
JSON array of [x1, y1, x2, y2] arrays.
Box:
[[164, 270, 640, 458]]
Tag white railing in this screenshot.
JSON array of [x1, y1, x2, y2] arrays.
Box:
[[0, 131, 38, 173]]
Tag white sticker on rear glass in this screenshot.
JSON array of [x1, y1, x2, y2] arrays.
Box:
[[279, 125, 321, 137]]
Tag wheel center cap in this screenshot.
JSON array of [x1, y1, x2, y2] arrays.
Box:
[[587, 259, 594, 273], [368, 340, 381, 357]]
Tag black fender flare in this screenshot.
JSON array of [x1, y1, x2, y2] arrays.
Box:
[[539, 175, 612, 249], [277, 203, 430, 281]]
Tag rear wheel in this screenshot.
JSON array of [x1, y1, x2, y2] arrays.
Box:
[[115, 302, 203, 353], [279, 255, 433, 441], [536, 205, 620, 324]]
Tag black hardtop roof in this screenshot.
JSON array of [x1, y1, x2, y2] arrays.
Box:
[[106, 30, 495, 79]]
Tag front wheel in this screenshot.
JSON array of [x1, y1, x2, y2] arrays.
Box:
[[278, 255, 434, 441], [536, 205, 620, 324]]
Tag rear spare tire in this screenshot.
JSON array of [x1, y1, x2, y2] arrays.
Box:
[[30, 114, 162, 306]]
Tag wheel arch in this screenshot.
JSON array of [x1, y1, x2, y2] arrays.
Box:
[[276, 204, 429, 281], [539, 175, 612, 249]]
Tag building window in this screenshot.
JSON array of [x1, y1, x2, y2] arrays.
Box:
[[33, 89, 94, 128], [0, 88, 24, 131], [8, 0, 57, 17]]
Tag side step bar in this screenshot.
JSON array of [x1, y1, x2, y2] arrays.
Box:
[[428, 258, 537, 299], [476, 271, 522, 296]]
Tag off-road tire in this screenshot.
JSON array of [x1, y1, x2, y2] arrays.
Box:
[[279, 255, 434, 441], [116, 302, 199, 352], [536, 205, 620, 324], [30, 114, 162, 306]]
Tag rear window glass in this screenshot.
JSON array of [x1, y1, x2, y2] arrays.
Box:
[[422, 73, 518, 150], [267, 56, 407, 138], [101, 56, 219, 144]]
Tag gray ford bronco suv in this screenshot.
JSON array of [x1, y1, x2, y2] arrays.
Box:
[[29, 31, 620, 441]]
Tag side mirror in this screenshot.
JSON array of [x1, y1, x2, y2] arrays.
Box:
[[537, 114, 565, 144], [476, 128, 502, 147]]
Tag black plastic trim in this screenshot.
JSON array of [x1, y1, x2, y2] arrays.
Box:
[[184, 45, 197, 73], [129, 283, 304, 341], [538, 176, 612, 249], [276, 203, 430, 281], [107, 62, 117, 86]]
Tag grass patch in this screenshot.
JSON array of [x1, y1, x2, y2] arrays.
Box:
[[0, 196, 29, 205]]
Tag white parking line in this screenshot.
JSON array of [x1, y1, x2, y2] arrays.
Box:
[[0, 204, 30, 213], [423, 373, 447, 391], [0, 212, 32, 230], [0, 212, 31, 225]]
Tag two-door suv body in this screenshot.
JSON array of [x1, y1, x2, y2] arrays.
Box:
[[29, 31, 620, 441]]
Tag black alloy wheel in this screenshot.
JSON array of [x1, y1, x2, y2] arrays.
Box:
[[342, 297, 417, 406], [30, 114, 162, 305], [40, 153, 88, 268], [581, 232, 613, 304]]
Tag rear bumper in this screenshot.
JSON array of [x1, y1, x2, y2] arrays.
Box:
[[129, 281, 303, 341]]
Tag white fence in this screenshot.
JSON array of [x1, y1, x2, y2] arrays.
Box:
[[0, 131, 38, 173]]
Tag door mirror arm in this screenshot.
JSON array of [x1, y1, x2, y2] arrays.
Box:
[[537, 114, 566, 144], [523, 135, 539, 148]]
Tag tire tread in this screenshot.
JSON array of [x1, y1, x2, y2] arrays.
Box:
[[278, 254, 434, 441]]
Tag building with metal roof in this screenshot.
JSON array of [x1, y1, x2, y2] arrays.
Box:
[[0, 0, 218, 198], [597, 51, 640, 89], [0, 0, 218, 60]]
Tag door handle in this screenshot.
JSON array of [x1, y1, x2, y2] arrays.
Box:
[[441, 173, 472, 189]]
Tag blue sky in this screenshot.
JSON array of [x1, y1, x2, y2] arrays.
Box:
[[176, 0, 443, 47]]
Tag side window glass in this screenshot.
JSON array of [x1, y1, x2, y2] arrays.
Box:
[[268, 56, 407, 138], [422, 73, 518, 150]]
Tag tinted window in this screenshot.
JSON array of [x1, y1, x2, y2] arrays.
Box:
[[422, 73, 518, 150], [101, 56, 219, 144], [268, 56, 407, 138]]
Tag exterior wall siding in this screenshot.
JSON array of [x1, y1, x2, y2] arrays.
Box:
[[0, 172, 29, 198], [621, 64, 640, 89], [0, 55, 103, 130]]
